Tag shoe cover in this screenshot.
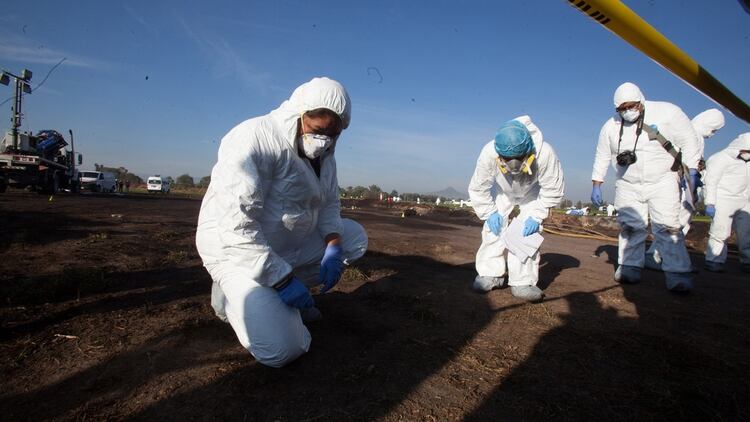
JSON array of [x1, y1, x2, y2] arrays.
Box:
[[665, 271, 693, 292], [472, 275, 505, 292], [614, 265, 642, 284], [704, 261, 725, 273], [510, 285, 544, 301]]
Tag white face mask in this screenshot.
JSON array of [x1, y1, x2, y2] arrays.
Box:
[[301, 133, 334, 159], [620, 109, 640, 123], [300, 113, 336, 159]]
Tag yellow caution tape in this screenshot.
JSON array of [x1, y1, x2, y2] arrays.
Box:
[[566, 0, 750, 125]]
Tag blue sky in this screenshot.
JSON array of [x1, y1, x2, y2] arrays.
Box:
[[1, 1, 748, 201]]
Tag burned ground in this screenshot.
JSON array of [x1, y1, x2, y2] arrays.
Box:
[[1, 191, 749, 421]]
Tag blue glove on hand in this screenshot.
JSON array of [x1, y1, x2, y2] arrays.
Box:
[[705, 205, 716, 218], [277, 277, 314, 309], [591, 185, 603, 207], [487, 212, 503, 235], [649, 124, 659, 133], [689, 169, 700, 193], [320, 244, 344, 293], [523, 217, 541, 237]]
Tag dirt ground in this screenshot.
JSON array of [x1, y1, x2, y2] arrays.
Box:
[[1, 191, 749, 421]]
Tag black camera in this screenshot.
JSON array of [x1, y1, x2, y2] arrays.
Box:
[[616, 150, 637, 166]]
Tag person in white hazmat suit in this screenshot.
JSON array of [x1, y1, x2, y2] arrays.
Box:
[[645, 108, 725, 270], [469, 116, 565, 302], [590, 82, 700, 292], [703, 133, 750, 273], [195, 77, 368, 368]]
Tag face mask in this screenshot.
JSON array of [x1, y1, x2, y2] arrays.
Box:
[[497, 154, 535, 175], [301, 133, 334, 159], [620, 109, 640, 123], [300, 113, 335, 159], [738, 151, 750, 162]]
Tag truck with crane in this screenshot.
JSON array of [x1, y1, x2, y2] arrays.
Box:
[[0, 67, 82, 194], [0, 129, 82, 193]]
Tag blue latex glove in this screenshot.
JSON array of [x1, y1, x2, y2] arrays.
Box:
[[523, 217, 540, 237], [487, 212, 503, 235], [591, 185, 603, 207], [689, 169, 700, 193], [277, 277, 314, 309], [649, 124, 658, 133], [319, 244, 344, 293], [705, 205, 716, 218]]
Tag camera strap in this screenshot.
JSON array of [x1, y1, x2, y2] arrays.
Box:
[[641, 124, 682, 172], [616, 113, 644, 155]]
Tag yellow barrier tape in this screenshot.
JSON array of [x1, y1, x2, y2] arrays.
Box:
[[566, 0, 750, 125]]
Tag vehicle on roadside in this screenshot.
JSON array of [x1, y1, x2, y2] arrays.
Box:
[[147, 175, 170, 193], [0, 130, 82, 194], [80, 171, 116, 193]]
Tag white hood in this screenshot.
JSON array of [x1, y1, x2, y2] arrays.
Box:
[[725, 132, 750, 156], [692, 109, 725, 138], [270, 77, 351, 150], [613, 82, 645, 107]]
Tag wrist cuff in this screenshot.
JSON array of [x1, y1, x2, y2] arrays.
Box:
[[273, 273, 294, 291]]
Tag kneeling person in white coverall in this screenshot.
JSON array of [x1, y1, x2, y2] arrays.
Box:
[[196, 77, 368, 368], [703, 133, 750, 273], [469, 116, 565, 301], [590, 82, 699, 292]]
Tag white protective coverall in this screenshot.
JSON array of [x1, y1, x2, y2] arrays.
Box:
[[693, 109, 726, 160], [469, 116, 565, 286], [196, 77, 368, 368], [646, 108, 725, 266], [703, 133, 750, 267], [592, 84, 699, 286]]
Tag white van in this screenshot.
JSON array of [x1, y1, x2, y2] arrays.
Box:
[[80, 171, 116, 193], [147, 176, 170, 193]]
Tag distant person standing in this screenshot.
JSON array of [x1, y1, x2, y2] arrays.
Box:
[[195, 77, 368, 368], [125, 180, 131, 193]]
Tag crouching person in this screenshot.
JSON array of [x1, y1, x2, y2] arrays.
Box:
[[196, 77, 368, 367]]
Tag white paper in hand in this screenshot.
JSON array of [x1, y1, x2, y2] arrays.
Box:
[[502, 217, 544, 261]]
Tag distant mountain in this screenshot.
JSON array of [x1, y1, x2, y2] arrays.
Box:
[[428, 186, 466, 199]]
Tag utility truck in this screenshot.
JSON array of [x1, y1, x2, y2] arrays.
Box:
[[0, 129, 82, 194]]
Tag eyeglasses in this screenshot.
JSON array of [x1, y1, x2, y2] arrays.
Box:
[[616, 102, 641, 112]]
